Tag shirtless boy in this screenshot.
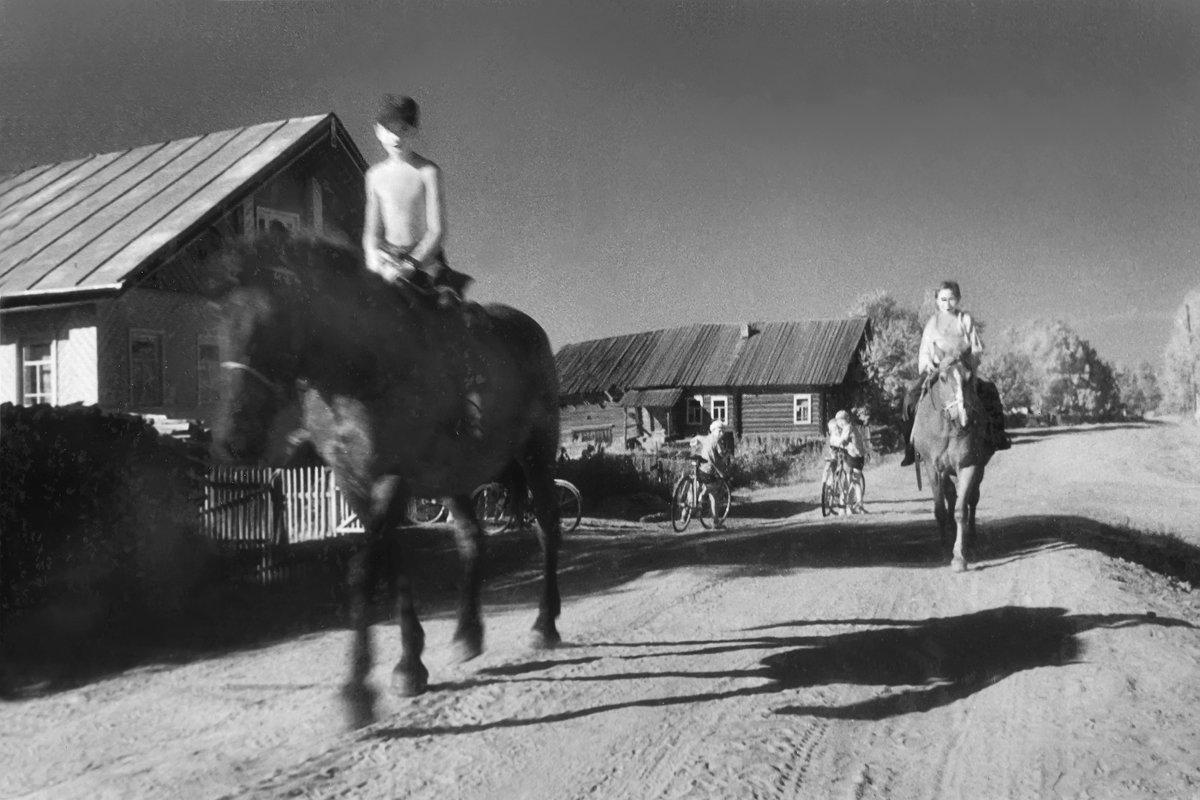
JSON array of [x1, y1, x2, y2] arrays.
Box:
[[363, 95, 455, 296]]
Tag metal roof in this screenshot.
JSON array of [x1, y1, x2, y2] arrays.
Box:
[[0, 113, 361, 301], [557, 318, 869, 402]]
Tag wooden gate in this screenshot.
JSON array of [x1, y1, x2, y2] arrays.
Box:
[[201, 466, 364, 546]]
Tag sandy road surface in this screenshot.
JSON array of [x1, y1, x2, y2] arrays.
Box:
[[3, 422, 1199, 799]]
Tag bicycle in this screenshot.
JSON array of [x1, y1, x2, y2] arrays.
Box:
[[670, 456, 731, 532], [406, 496, 448, 525], [471, 478, 582, 535], [821, 447, 865, 517]]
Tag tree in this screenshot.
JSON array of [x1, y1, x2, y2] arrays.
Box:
[[1114, 361, 1162, 419], [848, 290, 922, 431], [991, 319, 1121, 423], [1160, 286, 1200, 418]]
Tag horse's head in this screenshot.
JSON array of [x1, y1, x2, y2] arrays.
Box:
[[210, 246, 308, 464], [929, 359, 973, 429]]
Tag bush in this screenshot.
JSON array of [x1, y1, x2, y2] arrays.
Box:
[[1, 403, 208, 619], [557, 451, 667, 510], [723, 438, 825, 489]]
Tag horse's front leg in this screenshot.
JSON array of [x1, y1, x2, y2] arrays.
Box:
[[951, 466, 977, 572], [931, 469, 952, 559], [442, 494, 486, 663], [372, 477, 428, 697], [341, 495, 386, 728], [524, 468, 562, 649]]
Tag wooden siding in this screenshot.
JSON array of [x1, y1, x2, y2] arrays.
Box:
[[0, 305, 98, 405], [97, 288, 221, 420], [741, 390, 825, 439], [559, 402, 630, 455]]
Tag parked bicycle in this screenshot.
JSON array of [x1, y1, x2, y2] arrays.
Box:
[[822, 446, 865, 517], [670, 455, 731, 532], [471, 478, 582, 535], [407, 479, 582, 534]]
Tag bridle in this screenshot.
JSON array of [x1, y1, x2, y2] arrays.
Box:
[[221, 360, 289, 403], [928, 363, 967, 426]]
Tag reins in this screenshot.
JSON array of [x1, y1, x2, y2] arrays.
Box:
[[221, 361, 289, 403]]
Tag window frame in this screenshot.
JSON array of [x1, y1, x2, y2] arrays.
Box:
[[129, 329, 165, 407], [793, 393, 813, 425], [19, 339, 56, 406], [710, 395, 729, 424], [197, 334, 221, 405], [685, 396, 704, 425], [255, 206, 301, 235]]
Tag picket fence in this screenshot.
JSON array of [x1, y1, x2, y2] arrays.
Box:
[[200, 466, 363, 547]]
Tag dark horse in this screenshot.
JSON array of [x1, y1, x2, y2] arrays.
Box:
[[210, 236, 563, 727], [911, 359, 995, 572]]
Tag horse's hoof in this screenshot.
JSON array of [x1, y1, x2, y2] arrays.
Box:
[[339, 682, 378, 729], [391, 662, 429, 697], [530, 627, 562, 650], [951, 557, 967, 573], [450, 635, 484, 664]]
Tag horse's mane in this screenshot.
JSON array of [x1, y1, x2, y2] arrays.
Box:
[[211, 232, 412, 309]]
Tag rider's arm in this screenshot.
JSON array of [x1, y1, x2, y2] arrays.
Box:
[[408, 163, 445, 266], [917, 316, 939, 374], [960, 311, 983, 371]]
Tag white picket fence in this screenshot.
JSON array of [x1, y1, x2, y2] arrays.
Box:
[[200, 466, 363, 547]]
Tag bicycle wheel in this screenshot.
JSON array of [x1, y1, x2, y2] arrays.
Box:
[[848, 472, 865, 513], [553, 479, 582, 533], [697, 486, 713, 529], [821, 480, 835, 517], [472, 482, 513, 535], [407, 496, 446, 525], [670, 477, 694, 532], [714, 479, 731, 524]]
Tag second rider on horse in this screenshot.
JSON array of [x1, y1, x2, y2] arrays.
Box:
[[900, 280, 1011, 466]]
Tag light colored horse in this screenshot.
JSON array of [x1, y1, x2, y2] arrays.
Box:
[[211, 236, 563, 728], [912, 359, 995, 572]]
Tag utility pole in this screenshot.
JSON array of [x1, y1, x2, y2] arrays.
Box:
[[1188, 304, 1198, 420]]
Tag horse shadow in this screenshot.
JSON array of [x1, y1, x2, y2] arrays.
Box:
[[367, 606, 1192, 738], [7, 508, 1198, 699]]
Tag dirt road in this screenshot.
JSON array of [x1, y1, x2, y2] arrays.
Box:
[[3, 422, 1200, 799]]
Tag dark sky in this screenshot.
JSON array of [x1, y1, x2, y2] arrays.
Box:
[[2, 0, 1198, 366]]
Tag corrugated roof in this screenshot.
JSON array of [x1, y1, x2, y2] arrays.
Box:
[[0, 113, 357, 300], [556, 319, 868, 401]]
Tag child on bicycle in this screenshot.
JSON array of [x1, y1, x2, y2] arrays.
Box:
[[823, 410, 866, 512], [688, 419, 730, 526]]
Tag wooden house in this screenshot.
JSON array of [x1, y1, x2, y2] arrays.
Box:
[[555, 319, 870, 453], [0, 113, 367, 424]]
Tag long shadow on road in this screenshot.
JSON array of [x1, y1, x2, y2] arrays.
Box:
[[367, 606, 1193, 738], [6, 503, 1199, 699]]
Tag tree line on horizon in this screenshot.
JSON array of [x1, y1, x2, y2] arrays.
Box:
[[850, 286, 1200, 432]]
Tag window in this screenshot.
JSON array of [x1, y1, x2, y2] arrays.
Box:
[[793, 394, 813, 425], [197, 335, 221, 405], [20, 340, 55, 406], [685, 397, 704, 425], [130, 331, 164, 406], [256, 206, 301, 235], [710, 395, 729, 424]]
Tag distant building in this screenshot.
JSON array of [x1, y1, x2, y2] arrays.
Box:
[[0, 113, 367, 424], [555, 319, 870, 454]]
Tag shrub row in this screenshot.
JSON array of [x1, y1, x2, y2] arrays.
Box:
[[1, 403, 208, 617]]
